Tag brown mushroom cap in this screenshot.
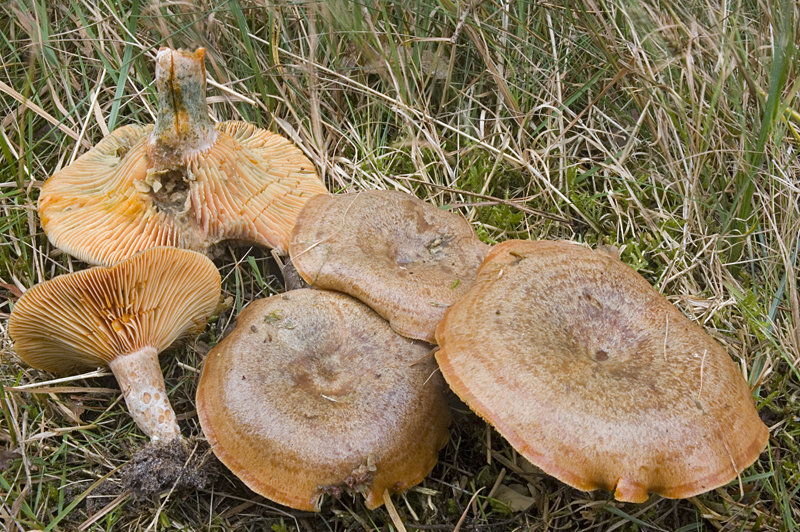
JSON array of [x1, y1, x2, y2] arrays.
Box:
[[288, 190, 489, 343], [9, 247, 221, 441], [38, 48, 327, 266], [196, 288, 451, 511], [435, 240, 769, 502]]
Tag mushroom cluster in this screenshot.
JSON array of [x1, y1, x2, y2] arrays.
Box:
[[10, 45, 770, 516], [186, 188, 490, 511]]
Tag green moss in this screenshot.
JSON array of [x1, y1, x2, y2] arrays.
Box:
[[271, 520, 291, 532], [446, 497, 459, 516], [487, 498, 516, 516], [477, 203, 526, 231]]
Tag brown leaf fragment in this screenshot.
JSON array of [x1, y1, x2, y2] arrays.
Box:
[[0, 282, 23, 300], [493, 484, 535, 512], [0, 448, 22, 471]]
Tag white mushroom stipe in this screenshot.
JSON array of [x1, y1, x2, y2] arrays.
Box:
[[109, 346, 180, 442]]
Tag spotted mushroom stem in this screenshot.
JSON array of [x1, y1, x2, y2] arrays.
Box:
[[148, 47, 219, 172], [108, 346, 181, 443]]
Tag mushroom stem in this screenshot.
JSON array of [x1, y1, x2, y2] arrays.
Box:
[[148, 48, 218, 170], [108, 346, 181, 443]]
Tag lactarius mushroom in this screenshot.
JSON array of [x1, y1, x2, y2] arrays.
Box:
[[288, 190, 489, 342], [38, 47, 328, 267], [9, 247, 221, 442], [435, 240, 769, 502], [196, 288, 451, 511]]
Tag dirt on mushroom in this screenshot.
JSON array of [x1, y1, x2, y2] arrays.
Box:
[[121, 439, 218, 499]]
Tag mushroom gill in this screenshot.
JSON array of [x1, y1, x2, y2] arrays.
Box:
[[9, 247, 221, 443]]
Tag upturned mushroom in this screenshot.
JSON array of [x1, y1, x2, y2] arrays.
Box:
[[38, 47, 328, 267], [9, 247, 221, 443], [288, 189, 489, 343], [435, 240, 769, 502], [196, 288, 451, 511]]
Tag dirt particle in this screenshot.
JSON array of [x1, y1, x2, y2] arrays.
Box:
[[149, 168, 191, 214], [119, 439, 217, 500], [115, 144, 129, 158]]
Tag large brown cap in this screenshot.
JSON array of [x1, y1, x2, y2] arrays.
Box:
[[435, 240, 769, 502], [9, 247, 221, 374], [38, 48, 328, 266], [196, 288, 451, 511], [288, 190, 489, 343]]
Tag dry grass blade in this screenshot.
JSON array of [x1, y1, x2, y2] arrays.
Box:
[[382, 490, 408, 532], [0, 80, 92, 150]]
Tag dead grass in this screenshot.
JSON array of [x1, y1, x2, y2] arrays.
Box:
[[1, 0, 798, 530]]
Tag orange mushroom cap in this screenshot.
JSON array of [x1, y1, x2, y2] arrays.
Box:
[[288, 190, 489, 343], [196, 288, 451, 511], [9, 247, 221, 441], [38, 48, 328, 266], [435, 240, 769, 502]]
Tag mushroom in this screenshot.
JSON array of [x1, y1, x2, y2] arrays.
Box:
[[38, 48, 328, 267], [196, 288, 451, 511], [288, 190, 489, 343], [8, 247, 221, 443], [435, 240, 769, 502]]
